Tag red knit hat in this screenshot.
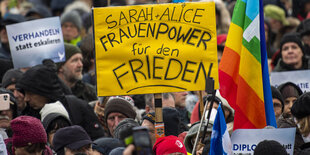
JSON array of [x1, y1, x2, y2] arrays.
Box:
[[11, 116, 47, 147], [153, 135, 187, 155]]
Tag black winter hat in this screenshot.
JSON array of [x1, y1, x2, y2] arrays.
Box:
[[53, 125, 92, 155], [279, 33, 304, 55], [104, 96, 136, 122], [291, 92, 310, 119], [92, 138, 124, 155], [1, 69, 23, 89], [254, 140, 288, 155], [271, 86, 284, 112], [16, 65, 64, 101]]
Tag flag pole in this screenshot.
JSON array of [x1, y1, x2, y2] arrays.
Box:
[[192, 64, 214, 155], [199, 91, 204, 118]]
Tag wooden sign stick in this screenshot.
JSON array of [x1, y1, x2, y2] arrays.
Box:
[[154, 93, 165, 139]]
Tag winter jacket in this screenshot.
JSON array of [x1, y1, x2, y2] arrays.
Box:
[[273, 58, 310, 72], [71, 80, 97, 102], [59, 95, 105, 140], [277, 115, 304, 154]]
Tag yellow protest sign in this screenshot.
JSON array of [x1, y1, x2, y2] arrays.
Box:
[[93, 2, 218, 96]]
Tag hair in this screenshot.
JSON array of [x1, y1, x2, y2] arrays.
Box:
[[297, 116, 310, 137], [162, 93, 175, 100], [15, 143, 46, 154], [79, 34, 94, 73], [46, 117, 71, 135], [144, 94, 154, 110], [66, 144, 92, 153], [222, 105, 234, 123]]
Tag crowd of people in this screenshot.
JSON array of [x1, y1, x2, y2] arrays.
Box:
[[0, 0, 310, 155]]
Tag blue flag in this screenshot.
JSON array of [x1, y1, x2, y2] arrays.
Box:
[[209, 104, 232, 155]]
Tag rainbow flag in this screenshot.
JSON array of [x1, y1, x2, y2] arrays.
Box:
[[218, 0, 277, 129]]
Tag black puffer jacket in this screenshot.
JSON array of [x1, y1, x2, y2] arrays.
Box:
[[59, 95, 105, 140]]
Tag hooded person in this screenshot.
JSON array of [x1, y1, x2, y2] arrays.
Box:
[[277, 82, 304, 154], [190, 92, 234, 134], [40, 101, 72, 149], [183, 121, 214, 154], [7, 116, 52, 155], [16, 64, 105, 140], [271, 86, 285, 120], [273, 33, 310, 72], [277, 82, 303, 118], [57, 43, 97, 102], [52, 125, 92, 155]]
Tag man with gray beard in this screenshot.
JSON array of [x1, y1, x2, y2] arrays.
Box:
[[57, 43, 97, 102]]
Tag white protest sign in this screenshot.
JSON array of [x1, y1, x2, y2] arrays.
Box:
[[231, 128, 296, 155], [271, 70, 310, 92], [6, 17, 65, 68]]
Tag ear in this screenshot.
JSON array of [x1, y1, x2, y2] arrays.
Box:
[[145, 105, 150, 113], [58, 66, 64, 73]]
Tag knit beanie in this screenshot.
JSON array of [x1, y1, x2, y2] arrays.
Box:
[[279, 33, 304, 55], [264, 5, 289, 26], [278, 82, 303, 100], [16, 65, 64, 101], [11, 116, 47, 147], [254, 140, 287, 155], [1, 69, 23, 89], [60, 10, 82, 31], [104, 96, 136, 122], [56, 43, 82, 71], [271, 86, 284, 112], [291, 92, 310, 119], [153, 135, 187, 155], [113, 118, 139, 140], [40, 101, 69, 121]]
